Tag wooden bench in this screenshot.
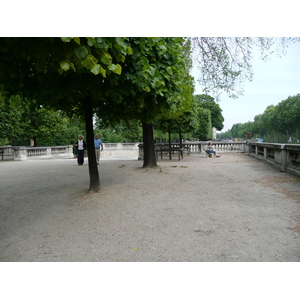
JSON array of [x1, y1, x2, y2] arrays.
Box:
[[183, 145, 191, 156], [156, 146, 184, 160]]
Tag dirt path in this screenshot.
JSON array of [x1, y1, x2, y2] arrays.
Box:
[[0, 154, 299, 261]]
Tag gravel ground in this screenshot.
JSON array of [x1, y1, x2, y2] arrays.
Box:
[[0, 153, 299, 262]]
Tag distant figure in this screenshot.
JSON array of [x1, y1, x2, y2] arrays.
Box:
[[75, 135, 86, 165], [207, 142, 221, 157], [94, 134, 103, 165]]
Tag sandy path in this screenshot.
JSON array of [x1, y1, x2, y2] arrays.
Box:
[[0, 154, 299, 261]]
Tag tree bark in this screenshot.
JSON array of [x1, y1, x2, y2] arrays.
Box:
[[142, 122, 157, 168], [84, 93, 100, 191], [179, 132, 182, 148], [168, 126, 172, 159]]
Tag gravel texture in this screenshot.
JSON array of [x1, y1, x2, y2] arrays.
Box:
[[0, 153, 299, 262]]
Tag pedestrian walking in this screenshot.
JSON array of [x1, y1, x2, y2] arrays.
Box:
[[75, 135, 86, 165], [94, 134, 103, 165]]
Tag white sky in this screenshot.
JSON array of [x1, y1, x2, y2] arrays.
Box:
[[192, 41, 300, 132]]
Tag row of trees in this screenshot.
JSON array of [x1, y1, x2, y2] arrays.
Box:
[[1, 37, 297, 191], [1, 92, 223, 146], [0, 94, 86, 146], [217, 94, 300, 143]]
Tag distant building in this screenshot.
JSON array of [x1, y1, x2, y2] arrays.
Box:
[[212, 127, 217, 140]]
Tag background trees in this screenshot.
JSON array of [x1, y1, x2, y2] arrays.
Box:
[[0, 93, 85, 146], [218, 94, 300, 143]]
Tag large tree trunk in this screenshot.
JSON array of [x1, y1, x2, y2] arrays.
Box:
[[179, 132, 182, 148], [84, 93, 100, 191], [32, 138, 37, 147], [142, 122, 157, 168]]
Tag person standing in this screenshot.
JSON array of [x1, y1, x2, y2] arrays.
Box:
[[94, 134, 103, 165], [75, 135, 86, 165]]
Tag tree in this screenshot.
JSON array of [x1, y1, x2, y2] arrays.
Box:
[[0, 94, 24, 142], [191, 37, 300, 98], [227, 94, 300, 143], [0, 37, 133, 191], [194, 94, 224, 131], [194, 106, 212, 140], [94, 37, 195, 167], [273, 94, 300, 139]]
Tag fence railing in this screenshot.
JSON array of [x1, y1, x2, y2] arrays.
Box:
[[10, 145, 74, 160], [2, 142, 300, 177], [245, 141, 300, 177], [100, 143, 139, 159], [138, 141, 245, 159]]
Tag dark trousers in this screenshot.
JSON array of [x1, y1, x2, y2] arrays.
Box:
[[77, 149, 84, 165]]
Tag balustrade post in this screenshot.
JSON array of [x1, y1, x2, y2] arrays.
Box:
[[281, 144, 287, 172], [13, 146, 27, 161], [46, 147, 51, 157]]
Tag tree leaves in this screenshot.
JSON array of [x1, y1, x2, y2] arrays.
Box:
[[108, 63, 122, 75], [101, 53, 112, 65], [74, 46, 88, 59]]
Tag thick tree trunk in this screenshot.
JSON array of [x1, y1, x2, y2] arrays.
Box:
[[84, 93, 100, 191], [142, 122, 157, 168], [179, 132, 182, 148], [168, 127, 172, 160]]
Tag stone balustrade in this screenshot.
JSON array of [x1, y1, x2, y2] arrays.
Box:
[[138, 141, 245, 159], [245, 141, 300, 177], [1, 142, 300, 177], [12, 145, 74, 160], [101, 143, 139, 160], [0, 146, 14, 156]]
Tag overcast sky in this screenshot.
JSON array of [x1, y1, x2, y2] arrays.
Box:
[[192, 41, 300, 132]]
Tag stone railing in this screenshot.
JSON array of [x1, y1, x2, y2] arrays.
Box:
[[182, 141, 245, 154], [245, 142, 300, 177], [0, 145, 14, 156], [3, 142, 299, 177], [101, 143, 139, 160], [12, 145, 74, 160], [1, 143, 140, 161], [138, 141, 245, 160]]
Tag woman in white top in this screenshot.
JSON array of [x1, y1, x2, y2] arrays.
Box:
[[207, 142, 221, 157], [75, 135, 87, 165]]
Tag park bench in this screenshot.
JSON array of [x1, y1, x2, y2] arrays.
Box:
[[156, 146, 184, 160], [0, 149, 4, 160], [182, 145, 191, 156]]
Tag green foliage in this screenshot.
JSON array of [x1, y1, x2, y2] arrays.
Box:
[[194, 94, 224, 131], [0, 95, 25, 141], [0, 37, 133, 115], [94, 118, 143, 143], [0, 92, 85, 146], [194, 107, 212, 140], [94, 37, 194, 124], [227, 94, 300, 143]]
